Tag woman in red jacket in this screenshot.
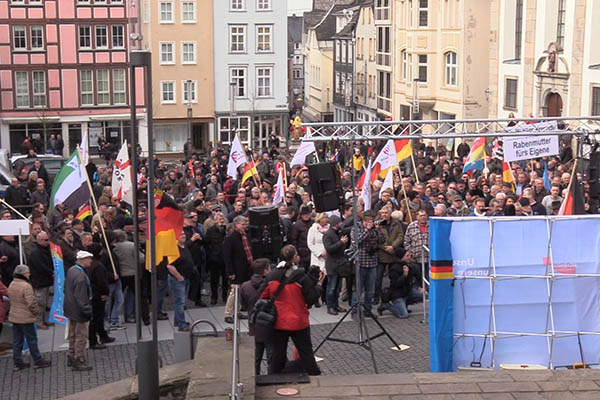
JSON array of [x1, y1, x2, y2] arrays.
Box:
[[259, 245, 324, 376]]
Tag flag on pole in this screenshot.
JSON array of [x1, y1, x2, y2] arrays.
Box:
[[112, 140, 134, 205], [379, 166, 394, 199], [462, 137, 486, 174], [75, 204, 92, 221], [241, 161, 258, 185], [395, 138, 413, 162], [558, 164, 585, 216], [189, 160, 195, 177], [272, 168, 285, 205], [371, 139, 399, 182], [502, 159, 516, 191], [543, 161, 552, 191], [362, 160, 372, 211], [146, 188, 184, 270], [227, 134, 247, 179], [79, 131, 89, 166], [290, 140, 316, 167], [49, 150, 90, 211]]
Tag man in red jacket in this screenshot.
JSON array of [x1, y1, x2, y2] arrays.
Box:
[[259, 245, 324, 376]]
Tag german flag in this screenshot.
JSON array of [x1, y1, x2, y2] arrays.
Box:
[[430, 260, 454, 280], [241, 161, 257, 185], [76, 204, 92, 221], [558, 168, 586, 216], [502, 160, 516, 192], [395, 138, 412, 162], [146, 188, 184, 270]]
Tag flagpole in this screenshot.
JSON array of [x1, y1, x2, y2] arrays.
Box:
[[396, 163, 413, 224], [410, 153, 419, 184], [282, 161, 288, 190], [77, 148, 118, 276], [559, 158, 578, 215], [0, 198, 32, 223]]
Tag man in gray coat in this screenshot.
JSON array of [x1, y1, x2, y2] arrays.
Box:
[[64, 250, 94, 371]]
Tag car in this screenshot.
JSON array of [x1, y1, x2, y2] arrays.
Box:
[[0, 163, 16, 198], [11, 155, 67, 185]]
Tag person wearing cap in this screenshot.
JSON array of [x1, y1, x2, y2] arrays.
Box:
[[86, 243, 115, 349], [30, 178, 49, 210], [448, 195, 470, 217], [7, 265, 52, 371], [64, 250, 95, 371]]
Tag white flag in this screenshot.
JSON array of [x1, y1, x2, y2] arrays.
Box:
[[379, 166, 394, 199], [362, 160, 372, 211], [372, 139, 398, 178], [272, 168, 285, 205], [112, 140, 133, 205], [290, 140, 316, 167], [227, 134, 247, 179], [79, 130, 89, 166]]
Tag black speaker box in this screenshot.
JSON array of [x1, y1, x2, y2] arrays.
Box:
[[590, 150, 600, 199], [248, 205, 282, 262], [308, 162, 344, 212]]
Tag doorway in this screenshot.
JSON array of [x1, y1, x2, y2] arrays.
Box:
[[546, 92, 563, 117]]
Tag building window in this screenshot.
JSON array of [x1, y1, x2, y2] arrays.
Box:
[[230, 67, 247, 97], [557, 0, 566, 47], [445, 51, 457, 86], [592, 87, 600, 116], [377, 70, 391, 112], [229, 25, 246, 53], [32, 71, 46, 107], [515, 0, 523, 60], [418, 54, 427, 82], [376, 26, 391, 66], [13, 26, 26, 50], [505, 78, 518, 109], [15, 71, 29, 108], [335, 40, 341, 62], [79, 26, 91, 49], [96, 70, 110, 105], [335, 72, 340, 94], [256, 66, 272, 97], [181, 42, 196, 64], [159, 1, 174, 23], [30, 26, 44, 50], [401, 50, 407, 80], [113, 69, 126, 105], [419, 0, 428, 27], [182, 80, 197, 103], [257, 0, 270, 10], [374, 0, 390, 21], [160, 42, 174, 64], [95, 25, 108, 48], [256, 25, 272, 52], [219, 116, 250, 144], [181, 0, 196, 23], [112, 25, 124, 48], [161, 81, 175, 104], [230, 0, 244, 11], [342, 40, 348, 63], [80, 70, 94, 106]]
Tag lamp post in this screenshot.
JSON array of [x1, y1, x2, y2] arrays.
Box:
[[187, 80, 193, 144], [230, 81, 238, 141]]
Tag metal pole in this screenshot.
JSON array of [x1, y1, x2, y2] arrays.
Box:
[[129, 58, 142, 341], [131, 50, 159, 400], [231, 285, 242, 399], [187, 80, 192, 144]]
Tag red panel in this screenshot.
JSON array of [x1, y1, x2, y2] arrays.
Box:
[[10, 8, 26, 19], [61, 69, 78, 108], [77, 7, 91, 19], [0, 2, 7, 19], [47, 45, 59, 64], [13, 54, 28, 64], [30, 53, 46, 64], [1, 91, 13, 110], [95, 52, 110, 63], [0, 45, 9, 64], [0, 25, 9, 44], [57, 0, 74, 18], [0, 70, 11, 89], [46, 25, 58, 44], [135, 67, 145, 106], [79, 52, 93, 63], [93, 7, 108, 18], [48, 69, 60, 88], [28, 7, 44, 19], [59, 25, 77, 64], [110, 7, 125, 18], [45, 1, 56, 19], [49, 90, 61, 108], [112, 51, 126, 63]]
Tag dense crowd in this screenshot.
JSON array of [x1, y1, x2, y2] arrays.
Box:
[[0, 126, 596, 375]]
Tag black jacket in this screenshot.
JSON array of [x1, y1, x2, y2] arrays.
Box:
[[4, 184, 29, 207], [0, 238, 20, 286], [28, 243, 54, 289], [388, 263, 419, 301], [183, 225, 204, 269], [223, 230, 252, 284], [205, 224, 226, 264], [57, 238, 77, 270], [322, 227, 347, 276], [240, 273, 269, 341], [291, 218, 312, 263], [88, 259, 109, 300]]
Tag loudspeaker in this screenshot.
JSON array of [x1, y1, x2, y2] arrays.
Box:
[[590, 150, 600, 199], [248, 205, 282, 262], [308, 162, 344, 212]]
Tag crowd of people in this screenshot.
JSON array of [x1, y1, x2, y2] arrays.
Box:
[[0, 124, 596, 375]]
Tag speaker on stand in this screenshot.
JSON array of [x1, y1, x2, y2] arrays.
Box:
[[307, 162, 344, 212], [248, 205, 282, 263]]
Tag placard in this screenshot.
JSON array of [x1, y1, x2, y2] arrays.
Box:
[[504, 135, 559, 162]]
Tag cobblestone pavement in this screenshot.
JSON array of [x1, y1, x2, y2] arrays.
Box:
[[0, 341, 174, 400], [310, 313, 430, 375]]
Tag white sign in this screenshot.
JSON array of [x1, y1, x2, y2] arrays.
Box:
[[0, 219, 30, 235], [504, 135, 559, 162]]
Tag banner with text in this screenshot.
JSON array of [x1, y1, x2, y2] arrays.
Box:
[[504, 121, 560, 162]]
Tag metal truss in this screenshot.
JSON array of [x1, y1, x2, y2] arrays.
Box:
[[302, 116, 600, 142]]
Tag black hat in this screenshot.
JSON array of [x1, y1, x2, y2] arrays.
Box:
[[328, 215, 341, 226], [299, 205, 311, 215], [395, 247, 407, 260], [519, 198, 530, 207], [263, 178, 273, 186]]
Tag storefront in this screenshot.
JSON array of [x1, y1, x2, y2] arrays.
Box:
[[216, 113, 285, 150]]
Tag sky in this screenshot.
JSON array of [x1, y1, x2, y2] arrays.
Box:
[[288, 0, 312, 16]]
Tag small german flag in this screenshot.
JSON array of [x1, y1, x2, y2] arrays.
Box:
[[241, 161, 258, 185], [430, 260, 454, 280], [146, 188, 184, 270], [76, 204, 92, 221]]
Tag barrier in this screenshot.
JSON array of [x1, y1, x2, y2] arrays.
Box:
[[429, 216, 600, 372]]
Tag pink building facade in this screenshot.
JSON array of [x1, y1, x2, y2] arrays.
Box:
[[0, 0, 145, 156]]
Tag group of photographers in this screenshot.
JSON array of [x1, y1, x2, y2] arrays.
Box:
[[246, 204, 424, 376]]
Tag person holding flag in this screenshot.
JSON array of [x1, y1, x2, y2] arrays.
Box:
[[272, 168, 286, 205], [112, 140, 134, 206], [227, 134, 248, 180]]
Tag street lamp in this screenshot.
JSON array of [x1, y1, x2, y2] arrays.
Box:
[[187, 79, 193, 143], [229, 80, 238, 142]]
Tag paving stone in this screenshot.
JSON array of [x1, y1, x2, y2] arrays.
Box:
[[416, 371, 514, 384], [478, 382, 540, 393], [297, 385, 361, 397], [512, 392, 576, 400], [508, 371, 554, 382], [359, 384, 421, 395], [318, 373, 417, 386], [420, 383, 482, 394], [537, 380, 599, 392]]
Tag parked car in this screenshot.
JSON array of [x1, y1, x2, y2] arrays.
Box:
[[10, 155, 67, 186], [0, 163, 16, 198]]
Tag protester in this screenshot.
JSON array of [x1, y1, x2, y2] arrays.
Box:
[[223, 215, 252, 324], [28, 231, 54, 329]]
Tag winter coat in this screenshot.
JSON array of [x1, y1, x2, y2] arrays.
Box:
[[57, 237, 77, 270], [0, 238, 19, 287], [28, 243, 54, 289], [0, 280, 8, 323], [240, 273, 270, 342], [64, 264, 92, 322], [307, 223, 326, 270], [259, 266, 321, 332], [223, 230, 252, 284], [322, 227, 347, 276], [113, 241, 143, 277], [88, 260, 109, 301], [377, 219, 404, 264], [7, 276, 38, 324], [388, 263, 419, 301], [291, 218, 312, 264], [205, 224, 226, 264]]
